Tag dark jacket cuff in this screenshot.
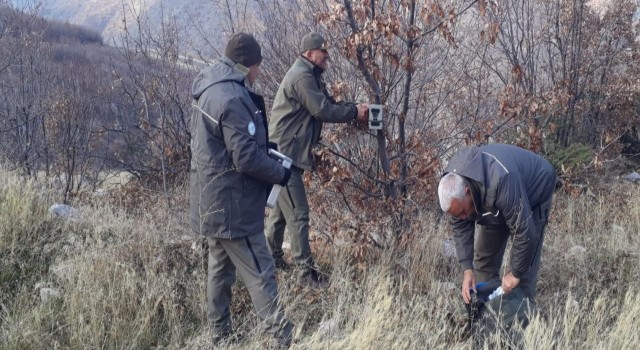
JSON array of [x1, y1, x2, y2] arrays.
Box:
[[460, 259, 473, 272], [511, 268, 525, 279], [279, 168, 291, 186]]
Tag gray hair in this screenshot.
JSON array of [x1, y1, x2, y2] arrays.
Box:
[[438, 173, 466, 212]]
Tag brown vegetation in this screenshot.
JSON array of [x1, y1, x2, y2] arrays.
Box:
[[0, 168, 638, 349], [0, 0, 639, 348]]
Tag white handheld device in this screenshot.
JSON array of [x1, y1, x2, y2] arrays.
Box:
[[266, 149, 292, 208]]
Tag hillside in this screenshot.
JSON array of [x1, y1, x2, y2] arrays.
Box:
[[10, 0, 233, 47], [0, 5, 195, 202], [1, 0, 640, 348], [0, 167, 639, 349]]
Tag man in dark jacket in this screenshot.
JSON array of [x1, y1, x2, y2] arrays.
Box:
[[438, 144, 556, 305], [190, 32, 293, 346], [265, 32, 368, 284]]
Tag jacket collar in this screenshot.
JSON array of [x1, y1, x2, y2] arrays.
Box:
[[462, 176, 501, 220], [220, 56, 249, 81], [299, 56, 325, 76], [464, 177, 483, 216]]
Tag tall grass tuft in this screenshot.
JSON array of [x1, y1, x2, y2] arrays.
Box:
[[1, 169, 205, 349], [0, 172, 58, 309]]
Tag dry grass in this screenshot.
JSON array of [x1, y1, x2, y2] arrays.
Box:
[[0, 167, 639, 349]]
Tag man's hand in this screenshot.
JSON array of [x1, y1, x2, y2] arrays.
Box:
[[355, 103, 368, 123], [501, 272, 520, 294], [462, 269, 476, 304]]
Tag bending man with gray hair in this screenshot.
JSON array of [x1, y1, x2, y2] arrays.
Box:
[[438, 144, 557, 305]]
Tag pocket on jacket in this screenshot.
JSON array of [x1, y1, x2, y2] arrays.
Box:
[[206, 172, 240, 237], [240, 180, 265, 219], [195, 181, 230, 238], [211, 187, 231, 233], [289, 123, 304, 146]]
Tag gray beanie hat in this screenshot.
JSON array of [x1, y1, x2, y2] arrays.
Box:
[[300, 32, 329, 53], [225, 32, 262, 67]]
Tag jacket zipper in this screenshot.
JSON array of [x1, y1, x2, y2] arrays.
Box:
[[294, 123, 303, 139]]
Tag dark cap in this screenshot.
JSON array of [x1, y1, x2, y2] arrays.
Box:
[[225, 32, 262, 67], [300, 32, 329, 53]]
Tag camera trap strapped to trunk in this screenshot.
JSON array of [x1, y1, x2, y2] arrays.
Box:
[[368, 104, 383, 130]]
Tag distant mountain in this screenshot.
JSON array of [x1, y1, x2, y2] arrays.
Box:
[[9, 0, 228, 49], [20, 0, 121, 36], [13, 0, 129, 41]]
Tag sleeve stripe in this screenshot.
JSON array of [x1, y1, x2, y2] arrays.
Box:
[[192, 103, 219, 125], [482, 152, 509, 174]]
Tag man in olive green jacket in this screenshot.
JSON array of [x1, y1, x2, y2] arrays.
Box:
[[265, 32, 368, 284]]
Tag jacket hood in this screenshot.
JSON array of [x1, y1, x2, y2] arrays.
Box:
[[444, 147, 488, 185], [443, 146, 506, 218], [192, 56, 248, 100]]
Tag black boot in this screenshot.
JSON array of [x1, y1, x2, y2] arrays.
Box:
[[273, 254, 290, 271], [297, 265, 327, 288]]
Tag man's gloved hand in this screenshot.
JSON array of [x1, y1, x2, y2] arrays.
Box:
[[279, 167, 291, 186], [268, 142, 278, 151]]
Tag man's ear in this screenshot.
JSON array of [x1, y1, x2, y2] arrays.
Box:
[[464, 186, 471, 195]]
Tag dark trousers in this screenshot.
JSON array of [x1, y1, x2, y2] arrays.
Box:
[[264, 167, 314, 267], [474, 196, 553, 302], [206, 234, 293, 341]]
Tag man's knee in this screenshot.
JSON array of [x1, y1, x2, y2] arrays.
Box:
[[292, 207, 309, 223], [474, 266, 501, 283], [208, 258, 235, 281]]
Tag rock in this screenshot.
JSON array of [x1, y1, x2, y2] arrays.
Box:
[[442, 238, 457, 258], [317, 318, 341, 339], [50, 261, 74, 282], [332, 238, 349, 248], [169, 235, 195, 245], [96, 171, 137, 191], [49, 203, 81, 222], [370, 232, 384, 247], [623, 172, 640, 182], [568, 245, 587, 258], [40, 288, 62, 302], [93, 188, 108, 196], [64, 234, 85, 252]]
